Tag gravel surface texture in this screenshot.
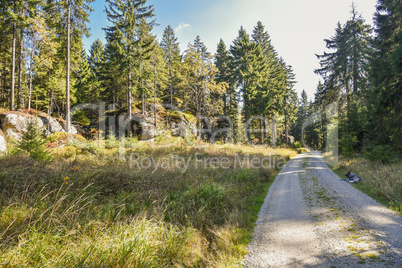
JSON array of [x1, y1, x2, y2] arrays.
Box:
[[244, 152, 402, 267]]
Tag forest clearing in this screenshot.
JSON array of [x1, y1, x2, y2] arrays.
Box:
[[0, 0, 401, 266]]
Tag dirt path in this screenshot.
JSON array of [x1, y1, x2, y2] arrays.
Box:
[[244, 152, 402, 267]]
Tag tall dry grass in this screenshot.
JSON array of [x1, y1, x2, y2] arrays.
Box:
[[0, 138, 298, 267], [334, 156, 402, 212]]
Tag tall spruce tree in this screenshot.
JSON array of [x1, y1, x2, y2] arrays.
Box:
[[368, 0, 402, 151], [44, 0, 93, 130], [292, 89, 309, 143], [315, 6, 372, 109], [75, 49, 96, 103], [160, 25, 182, 107], [135, 19, 157, 115], [183, 39, 226, 119], [230, 27, 267, 123], [282, 65, 298, 144], [104, 0, 154, 121], [215, 39, 236, 116]]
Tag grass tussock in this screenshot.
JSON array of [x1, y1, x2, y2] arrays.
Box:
[[0, 136, 297, 267], [333, 156, 402, 213]]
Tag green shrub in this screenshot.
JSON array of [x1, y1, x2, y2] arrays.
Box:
[[47, 131, 68, 143], [82, 140, 98, 154], [72, 110, 90, 126], [106, 134, 119, 149], [340, 134, 358, 156], [365, 145, 398, 163], [293, 141, 302, 149], [17, 123, 51, 161], [53, 145, 80, 158], [297, 148, 309, 154]]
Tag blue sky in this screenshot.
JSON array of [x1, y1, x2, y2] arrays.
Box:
[[83, 0, 378, 100]]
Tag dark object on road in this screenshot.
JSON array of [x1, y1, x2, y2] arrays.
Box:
[[345, 172, 362, 183]]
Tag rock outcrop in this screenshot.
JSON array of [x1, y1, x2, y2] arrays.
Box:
[[0, 109, 196, 143], [0, 113, 44, 140], [0, 111, 78, 140], [0, 130, 6, 154], [170, 120, 196, 138]]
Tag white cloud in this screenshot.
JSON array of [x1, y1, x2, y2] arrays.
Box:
[[174, 22, 192, 34]]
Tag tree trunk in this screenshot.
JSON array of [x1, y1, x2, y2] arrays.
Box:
[[169, 68, 173, 108], [271, 116, 276, 147], [142, 92, 145, 114], [127, 64, 132, 136], [113, 83, 116, 107], [10, 0, 17, 111], [346, 83, 350, 113], [141, 65, 146, 115], [154, 58, 157, 128], [17, 28, 23, 109], [28, 45, 34, 111], [244, 95, 250, 142], [263, 115, 267, 145], [259, 120, 263, 144], [285, 112, 288, 145], [49, 88, 54, 116], [65, 0, 71, 132]]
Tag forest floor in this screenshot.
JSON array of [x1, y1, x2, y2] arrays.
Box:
[[0, 135, 298, 267], [244, 152, 402, 267], [332, 155, 402, 213]]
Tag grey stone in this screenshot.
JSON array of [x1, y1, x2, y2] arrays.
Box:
[[0, 131, 6, 154], [0, 114, 44, 140], [0, 113, 75, 141]]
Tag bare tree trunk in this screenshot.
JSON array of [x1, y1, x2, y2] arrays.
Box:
[[127, 65, 132, 136], [10, 0, 16, 111], [141, 65, 146, 115], [285, 113, 289, 145], [154, 58, 157, 128], [113, 83, 116, 107], [17, 28, 23, 109], [169, 68, 173, 108], [244, 98, 250, 142], [47, 71, 51, 114], [65, 0, 71, 132], [170, 83, 173, 107], [49, 86, 54, 116], [28, 45, 34, 111], [259, 120, 263, 144], [142, 92, 145, 114], [271, 116, 276, 147]]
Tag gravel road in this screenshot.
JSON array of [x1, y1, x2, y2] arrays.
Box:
[[244, 152, 402, 267]]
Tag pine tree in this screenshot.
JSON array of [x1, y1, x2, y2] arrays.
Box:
[[88, 38, 105, 75], [194, 35, 211, 61], [183, 39, 226, 119], [215, 39, 236, 115], [64, 0, 93, 131], [87, 39, 105, 102], [251, 21, 284, 117], [282, 65, 298, 144], [367, 0, 402, 151], [0, 1, 12, 108], [135, 19, 157, 115], [230, 27, 267, 122], [292, 89, 309, 143], [104, 0, 154, 121], [315, 6, 372, 109], [150, 42, 168, 126], [30, 6, 62, 114], [160, 25, 182, 107], [75, 49, 95, 103]]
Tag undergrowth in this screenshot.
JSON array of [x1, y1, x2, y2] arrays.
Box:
[[332, 155, 402, 213], [0, 136, 297, 267]]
